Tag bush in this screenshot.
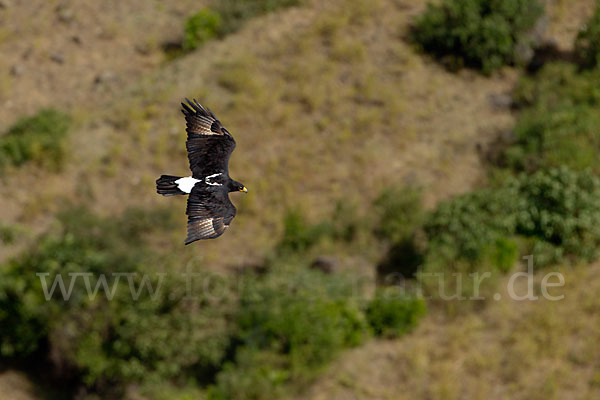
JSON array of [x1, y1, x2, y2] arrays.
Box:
[[411, 0, 544, 74], [504, 63, 600, 172], [236, 267, 368, 367], [0, 206, 155, 359], [209, 349, 289, 400], [423, 167, 600, 270], [277, 209, 333, 253], [69, 272, 234, 387], [366, 289, 426, 338], [575, 1, 600, 69], [183, 9, 222, 52], [374, 187, 423, 243], [515, 167, 600, 263], [0, 109, 71, 170], [0, 206, 234, 390], [0, 223, 21, 245], [211, 266, 370, 399], [424, 185, 522, 267], [179, 0, 301, 54]]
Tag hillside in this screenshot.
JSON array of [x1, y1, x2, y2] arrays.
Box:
[[0, 0, 518, 265], [1, 0, 599, 399], [298, 263, 600, 400]]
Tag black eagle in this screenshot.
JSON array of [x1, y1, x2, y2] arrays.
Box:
[[156, 99, 247, 244]]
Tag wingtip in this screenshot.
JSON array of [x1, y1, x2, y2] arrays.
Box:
[[181, 98, 218, 121], [193, 99, 209, 115], [181, 101, 194, 115], [184, 235, 200, 245]]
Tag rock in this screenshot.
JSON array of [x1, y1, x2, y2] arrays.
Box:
[[514, 41, 535, 66], [22, 47, 33, 60], [50, 53, 65, 64], [500, 130, 516, 142], [135, 42, 151, 55], [72, 35, 82, 45], [10, 64, 24, 76], [56, 4, 74, 23], [515, 14, 549, 66], [94, 71, 116, 85], [488, 93, 513, 110], [310, 256, 338, 274]]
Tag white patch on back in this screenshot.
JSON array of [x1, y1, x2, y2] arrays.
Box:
[[175, 176, 201, 193], [205, 172, 223, 186]]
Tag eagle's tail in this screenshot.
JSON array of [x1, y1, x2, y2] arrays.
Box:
[[156, 175, 185, 196]]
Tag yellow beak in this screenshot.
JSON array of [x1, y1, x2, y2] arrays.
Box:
[[241, 186, 248, 193]]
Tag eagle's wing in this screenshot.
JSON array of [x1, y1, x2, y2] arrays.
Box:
[[185, 185, 236, 244], [181, 98, 236, 179]]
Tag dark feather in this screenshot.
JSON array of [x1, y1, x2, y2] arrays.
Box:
[[182, 99, 236, 179], [185, 184, 236, 244]]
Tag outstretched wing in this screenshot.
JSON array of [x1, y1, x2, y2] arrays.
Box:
[[185, 185, 236, 244], [181, 99, 236, 179]]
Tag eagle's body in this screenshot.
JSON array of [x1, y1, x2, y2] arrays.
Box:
[[156, 99, 246, 244]]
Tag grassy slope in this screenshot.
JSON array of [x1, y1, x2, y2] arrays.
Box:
[[0, 0, 598, 399], [0, 0, 206, 128], [294, 2, 600, 399], [0, 0, 516, 266], [297, 263, 600, 400]]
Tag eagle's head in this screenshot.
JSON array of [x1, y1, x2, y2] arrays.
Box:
[[229, 180, 248, 193]]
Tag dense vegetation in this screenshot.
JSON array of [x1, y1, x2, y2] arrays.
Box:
[[183, 9, 222, 51], [0, 203, 425, 399], [412, 0, 544, 73], [424, 168, 600, 272], [0, 109, 71, 170], [504, 63, 600, 172], [575, 1, 600, 69]]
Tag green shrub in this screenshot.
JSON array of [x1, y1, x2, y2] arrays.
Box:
[[0, 223, 22, 245], [505, 63, 600, 172], [486, 236, 519, 273], [0, 206, 233, 389], [0, 206, 156, 359], [374, 187, 423, 243], [366, 289, 426, 338], [179, 0, 302, 54], [515, 167, 600, 262], [209, 349, 289, 400], [575, 1, 600, 69], [236, 267, 368, 367], [0, 109, 71, 170], [183, 9, 221, 52], [69, 272, 234, 387], [277, 210, 333, 253], [211, 266, 369, 399], [424, 185, 522, 266], [329, 200, 363, 242], [411, 0, 544, 74], [423, 167, 600, 270]]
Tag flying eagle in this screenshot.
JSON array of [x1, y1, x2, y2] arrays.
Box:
[[156, 99, 247, 244]]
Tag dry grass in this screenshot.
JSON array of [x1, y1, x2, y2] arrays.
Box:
[[0, 371, 38, 400], [296, 262, 600, 400], [0, 0, 521, 266], [0, 0, 207, 128], [546, 0, 597, 50]]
